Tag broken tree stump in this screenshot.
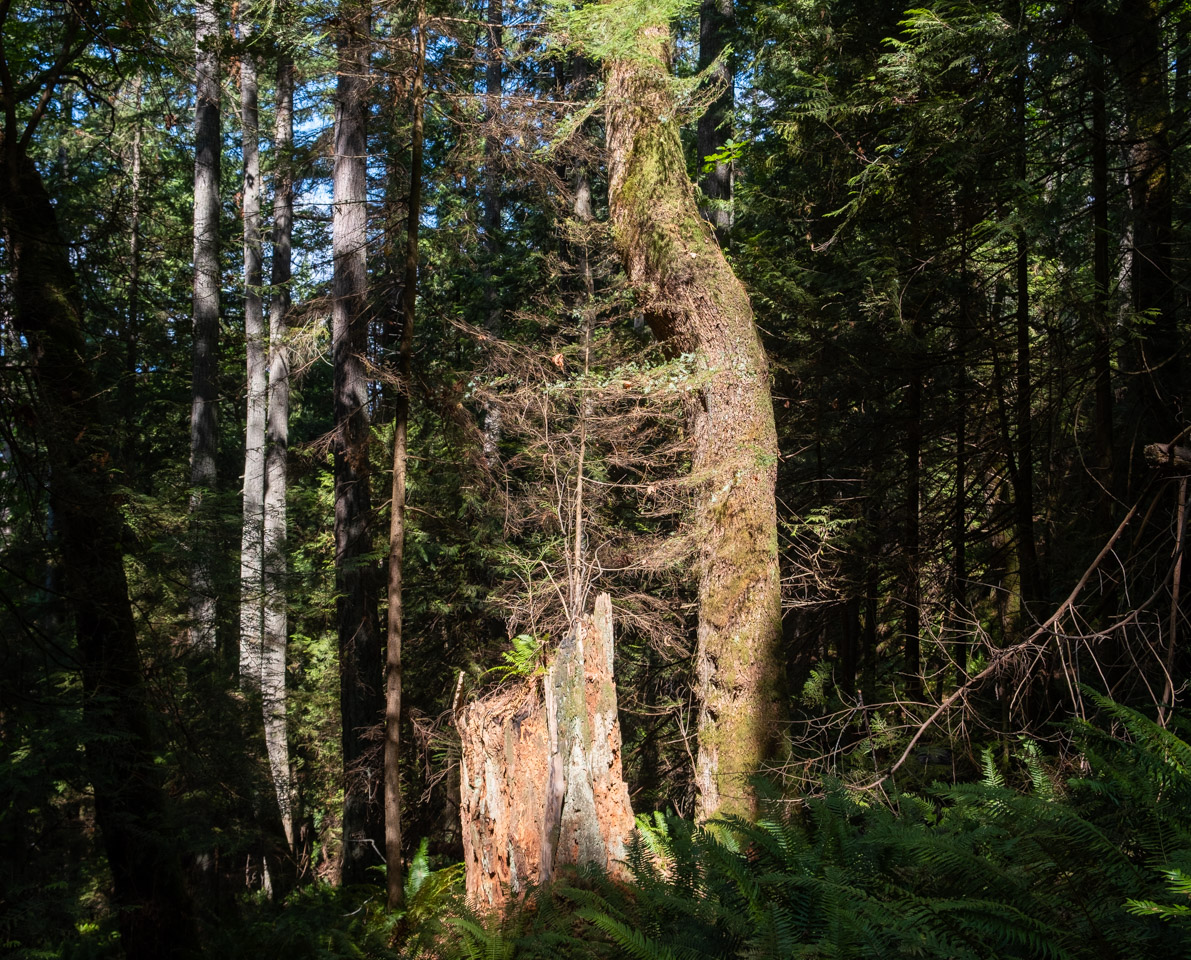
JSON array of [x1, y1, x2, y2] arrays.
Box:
[[458, 593, 635, 908]]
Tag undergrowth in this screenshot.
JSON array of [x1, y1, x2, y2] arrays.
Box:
[[38, 699, 1188, 959], [447, 695, 1191, 960]]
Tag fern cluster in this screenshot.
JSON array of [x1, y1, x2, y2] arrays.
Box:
[[449, 700, 1191, 960]]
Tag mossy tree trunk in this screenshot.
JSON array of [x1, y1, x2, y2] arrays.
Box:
[[604, 27, 782, 819]]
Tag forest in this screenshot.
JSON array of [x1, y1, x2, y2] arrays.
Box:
[[2, 0, 1191, 956]]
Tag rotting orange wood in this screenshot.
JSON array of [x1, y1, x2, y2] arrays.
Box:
[[458, 593, 634, 907]]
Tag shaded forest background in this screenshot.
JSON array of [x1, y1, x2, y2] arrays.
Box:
[[3, 0, 1191, 956]]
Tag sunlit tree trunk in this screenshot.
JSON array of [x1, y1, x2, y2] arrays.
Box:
[[605, 24, 782, 819], [190, 0, 222, 650], [334, 0, 384, 885], [480, 0, 503, 460], [264, 49, 295, 851], [239, 28, 266, 688]]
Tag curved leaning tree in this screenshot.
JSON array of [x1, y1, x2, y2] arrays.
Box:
[[577, 0, 784, 819]]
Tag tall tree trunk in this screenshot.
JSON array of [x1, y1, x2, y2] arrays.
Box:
[[121, 73, 144, 472], [482, 0, 502, 293], [2, 134, 198, 960], [480, 0, 503, 460], [264, 49, 295, 851], [1080, 0, 1181, 435], [604, 24, 782, 819], [385, 6, 425, 910], [334, 0, 384, 885], [904, 325, 922, 697], [1090, 52, 1115, 508], [190, 0, 222, 651], [697, 0, 733, 244], [952, 253, 968, 682], [1013, 62, 1039, 608], [840, 598, 859, 697], [240, 29, 266, 689], [1117, 0, 1179, 436], [862, 550, 879, 702]]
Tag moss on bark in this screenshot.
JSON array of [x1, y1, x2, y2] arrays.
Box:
[[604, 23, 783, 819]]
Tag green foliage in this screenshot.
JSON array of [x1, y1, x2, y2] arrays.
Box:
[[447, 705, 1191, 960], [1126, 867, 1191, 923], [205, 848, 463, 960], [551, 0, 699, 65], [208, 885, 404, 960], [484, 634, 548, 683], [402, 838, 466, 937]]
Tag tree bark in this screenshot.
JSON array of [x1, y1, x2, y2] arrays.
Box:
[[697, 0, 733, 244], [1079, 0, 1181, 436], [1117, 0, 1180, 436], [385, 5, 425, 909], [1013, 61, 1039, 607], [604, 25, 782, 819], [952, 253, 968, 683], [1090, 53, 1115, 506], [459, 594, 634, 907], [904, 330, 922, 697], [334, 0, 384, 885], [190, 0, 222, 651], [121, 73, 144, 471], [480, 0, 504, 461], [240, 28, 266, 689], [2, 129, 198, 960], [264, 49, 295, 851]]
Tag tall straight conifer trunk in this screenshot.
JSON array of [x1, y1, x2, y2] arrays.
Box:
[[1078, 0, 1182, 437], [264, 49, 295, 850], [333, 0, 384, 885], [1116, 0, 1180, 435], [239, 27, 266, 688], [190, 0, 222, 650], [122, 73, 144, 469], [1090, 54, 1115, 507], [480, 0, 504, 460], [604, 23, 782, 819], [1012, 52, 1039, 609], [385, 5, 426, 909]]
